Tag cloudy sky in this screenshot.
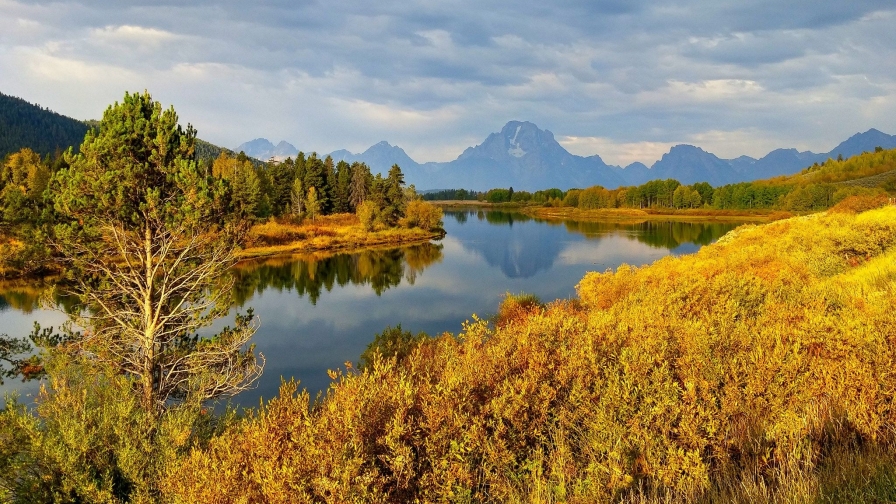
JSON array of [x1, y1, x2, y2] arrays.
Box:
[[1, 0, 895, 166]]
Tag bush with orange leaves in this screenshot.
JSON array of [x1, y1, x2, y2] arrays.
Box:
[[829, 193, 890, 214], [162, 206, 896, 503]]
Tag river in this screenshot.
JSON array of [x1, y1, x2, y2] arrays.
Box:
[[0, 210, 745, 408]]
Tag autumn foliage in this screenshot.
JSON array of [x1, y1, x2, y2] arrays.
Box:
[[162, 206, 896, 502]]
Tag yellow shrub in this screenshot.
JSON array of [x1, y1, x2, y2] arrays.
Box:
[[401, 200, 443, 231], [164, 206, 896, 503]]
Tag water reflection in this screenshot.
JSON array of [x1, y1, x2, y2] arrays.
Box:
[[562, 220, 736, 249], [0, 280, 77, 315], [0, 287, 44, 313], [1, 210, 746, 407], [443, 210, 738, 279], [230, 242, 444, 306]]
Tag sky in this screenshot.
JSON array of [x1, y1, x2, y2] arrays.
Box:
[[1, 1, 895, 167]]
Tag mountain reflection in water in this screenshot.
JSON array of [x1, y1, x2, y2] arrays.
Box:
[[443, 210, 737, 279]]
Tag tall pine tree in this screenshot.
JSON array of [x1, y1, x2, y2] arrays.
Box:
[[382, 164, 406, 226], [335, 159, 352, 213]]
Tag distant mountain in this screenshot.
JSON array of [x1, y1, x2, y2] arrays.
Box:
[[236, 138, 279, 161], [0, 91, 89, 158], [615, 128, 896, 186], [239, 122, 625, 191], [640, 145, 735, 186], [233, 139, 300, 162], [329, 141, 421, 175], [238, 125, 896, 191], [422, 121, 624, 191], [272, 141, 299, 159], [828, 129, 896, 159], [8, 88, 894, 192]]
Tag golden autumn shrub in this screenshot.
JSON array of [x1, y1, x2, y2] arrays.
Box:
[[829, 193, 889, 214], [401, 199, 444, 231], [493, 292, 543, 328], [163, 206, 896, 503]]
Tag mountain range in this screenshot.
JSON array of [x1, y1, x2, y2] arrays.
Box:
[[237, 123, 896, 191], [1, 89, 892, 192]]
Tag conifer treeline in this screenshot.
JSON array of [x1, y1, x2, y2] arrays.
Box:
[[205, 151, 411, 223], [0, 144, 419, 278]]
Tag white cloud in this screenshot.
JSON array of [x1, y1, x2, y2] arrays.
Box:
[[658, 79, 765, 102], [90, 25, 181, 46], [0, 0, 894, 162]]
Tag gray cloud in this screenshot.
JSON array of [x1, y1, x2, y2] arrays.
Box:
[[1, 0, 894, 164]]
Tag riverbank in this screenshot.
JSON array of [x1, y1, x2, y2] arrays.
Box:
[[237, 214, 444, 260], [0, 215, 443, 282], [522, 206, 786, 222], [430, 200, 788, 222]]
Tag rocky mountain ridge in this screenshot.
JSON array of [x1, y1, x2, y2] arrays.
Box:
[[237, 124, 896, 191]]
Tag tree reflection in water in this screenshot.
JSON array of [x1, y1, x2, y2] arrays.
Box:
[[0, 243, 445, 313], [561, 220, 737, 249], [230, 242, 444, 306], [0, 280, 77, 314]]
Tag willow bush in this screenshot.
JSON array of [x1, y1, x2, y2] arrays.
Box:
[[163, 205, 896, 503]]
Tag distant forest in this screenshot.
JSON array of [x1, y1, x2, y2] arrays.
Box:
[[0, 91, 235, 164], [0, 92, 89, 159]]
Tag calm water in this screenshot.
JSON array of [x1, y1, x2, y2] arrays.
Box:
[[0, 210, 744, 408]]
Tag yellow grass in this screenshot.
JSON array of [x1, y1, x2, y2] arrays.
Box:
[[239, 214, 443, 259]]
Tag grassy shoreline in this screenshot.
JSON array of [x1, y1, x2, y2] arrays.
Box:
[[522, 205, 783, 222], [237, 214, 445, 260], [430, 200, 786, 222], [0, 214, 444, 282]]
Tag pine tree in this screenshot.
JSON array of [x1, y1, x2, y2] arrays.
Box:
[[303, 154, 328, 214], [323, 155, 337, 214], [269, 157, 295, 216], [229, 161, 262, 219], [349, 162, 370, 209], [290, 178, 304, 217], [52, 91, 263, 412], [294, 152, 306, 185], [335, 160, 352, 213], [382, 164, 406, 226]]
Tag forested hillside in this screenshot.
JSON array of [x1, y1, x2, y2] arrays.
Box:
[[195, 138, 228, 162], [0, 92, 88, 158], [0, 91, 239, 166]]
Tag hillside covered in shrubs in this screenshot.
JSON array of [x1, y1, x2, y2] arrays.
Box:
[[161, 199, 896, 503]]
